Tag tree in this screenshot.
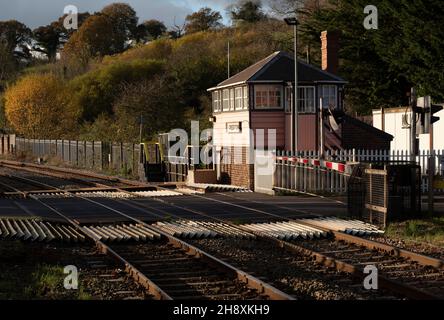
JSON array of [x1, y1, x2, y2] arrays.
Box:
[[56, 12, 91, 42], [33, 24, 60, 61], [62, 14, 119, 62], [32, 13, 91, 62], [6, 18, 290, 141], [136, 20, 167, 42], [101, 3, 138, 39], [300, 0, 411, 114], [168, 17, 186, 39], [0, 20, 32, 60], [269, 0, 328, 17], [112, 76, 182, 142], [185, 8, 223, 34], [373, 0, 444, 100], [68, 59, 165, 122], [0, 93, 8, 130], [230, 1, 267, 24], [0, 40, 16, 86], [4, 74, 78, 138]]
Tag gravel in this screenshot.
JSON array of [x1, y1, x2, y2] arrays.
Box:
[[368, 236, 444, 261], [189, 238, 400, 300], [0, 241, 150, 300], [111, 242, 269, 300]]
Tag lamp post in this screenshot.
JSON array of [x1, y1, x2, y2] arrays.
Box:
[[285, 17, 299, 154]]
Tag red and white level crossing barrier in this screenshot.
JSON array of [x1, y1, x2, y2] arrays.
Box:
[[275, 156, 348, 174], [324, 161, 346, 173]]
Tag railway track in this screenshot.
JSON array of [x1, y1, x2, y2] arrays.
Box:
[[0, 241, 152, 300], [0, 173, 47, 192], [0, 164, 293, 301], [1, 161, 444, 300], [0, 160, 150, 189], [291, 237, 444, 299], [110, 242, 272, 300], [188, 237, 403, 300]]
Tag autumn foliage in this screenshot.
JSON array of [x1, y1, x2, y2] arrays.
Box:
[[4, 74, 78, 138]]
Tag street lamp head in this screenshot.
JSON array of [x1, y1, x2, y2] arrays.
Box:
[[284, 17, 299, 26]]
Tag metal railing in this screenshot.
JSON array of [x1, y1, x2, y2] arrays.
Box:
[[13, 137, 142, 175], [274, 150, 348, 195], [273, 149, 444, 194]]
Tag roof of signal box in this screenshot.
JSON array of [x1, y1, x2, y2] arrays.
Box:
[[208, 51, 346, 91]]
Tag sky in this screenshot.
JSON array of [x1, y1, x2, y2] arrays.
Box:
[[0, 0, 242, 29]]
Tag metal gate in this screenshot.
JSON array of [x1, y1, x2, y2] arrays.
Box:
[[348, 162, 421, 228], [273, 152, 349, 195]]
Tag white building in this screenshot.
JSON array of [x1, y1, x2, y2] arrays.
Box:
[[373, 107, 444, 152]]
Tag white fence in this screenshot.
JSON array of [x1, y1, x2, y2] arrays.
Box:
[[321, 149, 443, 194], [254, 149, 444, 195], [297, 149, 444, 176]]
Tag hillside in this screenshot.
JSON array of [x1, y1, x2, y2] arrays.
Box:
[[2, 0, 444, 141], [2, 20, 291, 141]]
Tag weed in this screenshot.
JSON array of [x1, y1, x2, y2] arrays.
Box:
[[78, 287, 92, 300], [405, 221, 419, 236], [386, 217, 444, 247], [25, 264, 64, 298]]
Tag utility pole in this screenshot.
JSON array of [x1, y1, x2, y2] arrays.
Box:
[[426, 96, 434, 215], [410, 88, 417, 162], [417, 96, 442, 215], [227, 41, 231, 79], [139, 115, 143, 144], [285, 17, 299, 154], [319, 97, 325, 159]]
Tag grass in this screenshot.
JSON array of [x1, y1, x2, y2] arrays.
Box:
[[24, 264, 65, 299], [386, 217, 444, 247], [24, 264, 94, 300], [0, 241, 91, 300], [94, 166, 139, 180], [78, 287, 93, 300]]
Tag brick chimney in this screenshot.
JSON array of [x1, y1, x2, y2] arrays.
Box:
[[321, 30, 340, 74]]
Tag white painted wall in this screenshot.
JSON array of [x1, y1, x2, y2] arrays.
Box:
[[212, 111, 251, 147], [373, 108, 444, 152]]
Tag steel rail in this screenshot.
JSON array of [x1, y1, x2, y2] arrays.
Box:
[[0, 174, 172, 300], [0, 168, 294, 301], [3, 162, 444, 299], [120, 187, 444, 300], [0, 160, 180, 188], [296, 221, 444, 269], [272, 238, 440, 300], [162, 189, 443, 269]]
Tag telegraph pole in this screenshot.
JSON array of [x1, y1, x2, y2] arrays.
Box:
[[285, 17, 299, 154], [427, 96, 434, 215], [139, 115, 143, 144], [410, 88, 417, 162], [294, 22, 299, 153], [227, 41, 231, 79], [319, 97, 325, 159]]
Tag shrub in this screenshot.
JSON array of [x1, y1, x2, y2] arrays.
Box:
[[4, 73, 79, 138]]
